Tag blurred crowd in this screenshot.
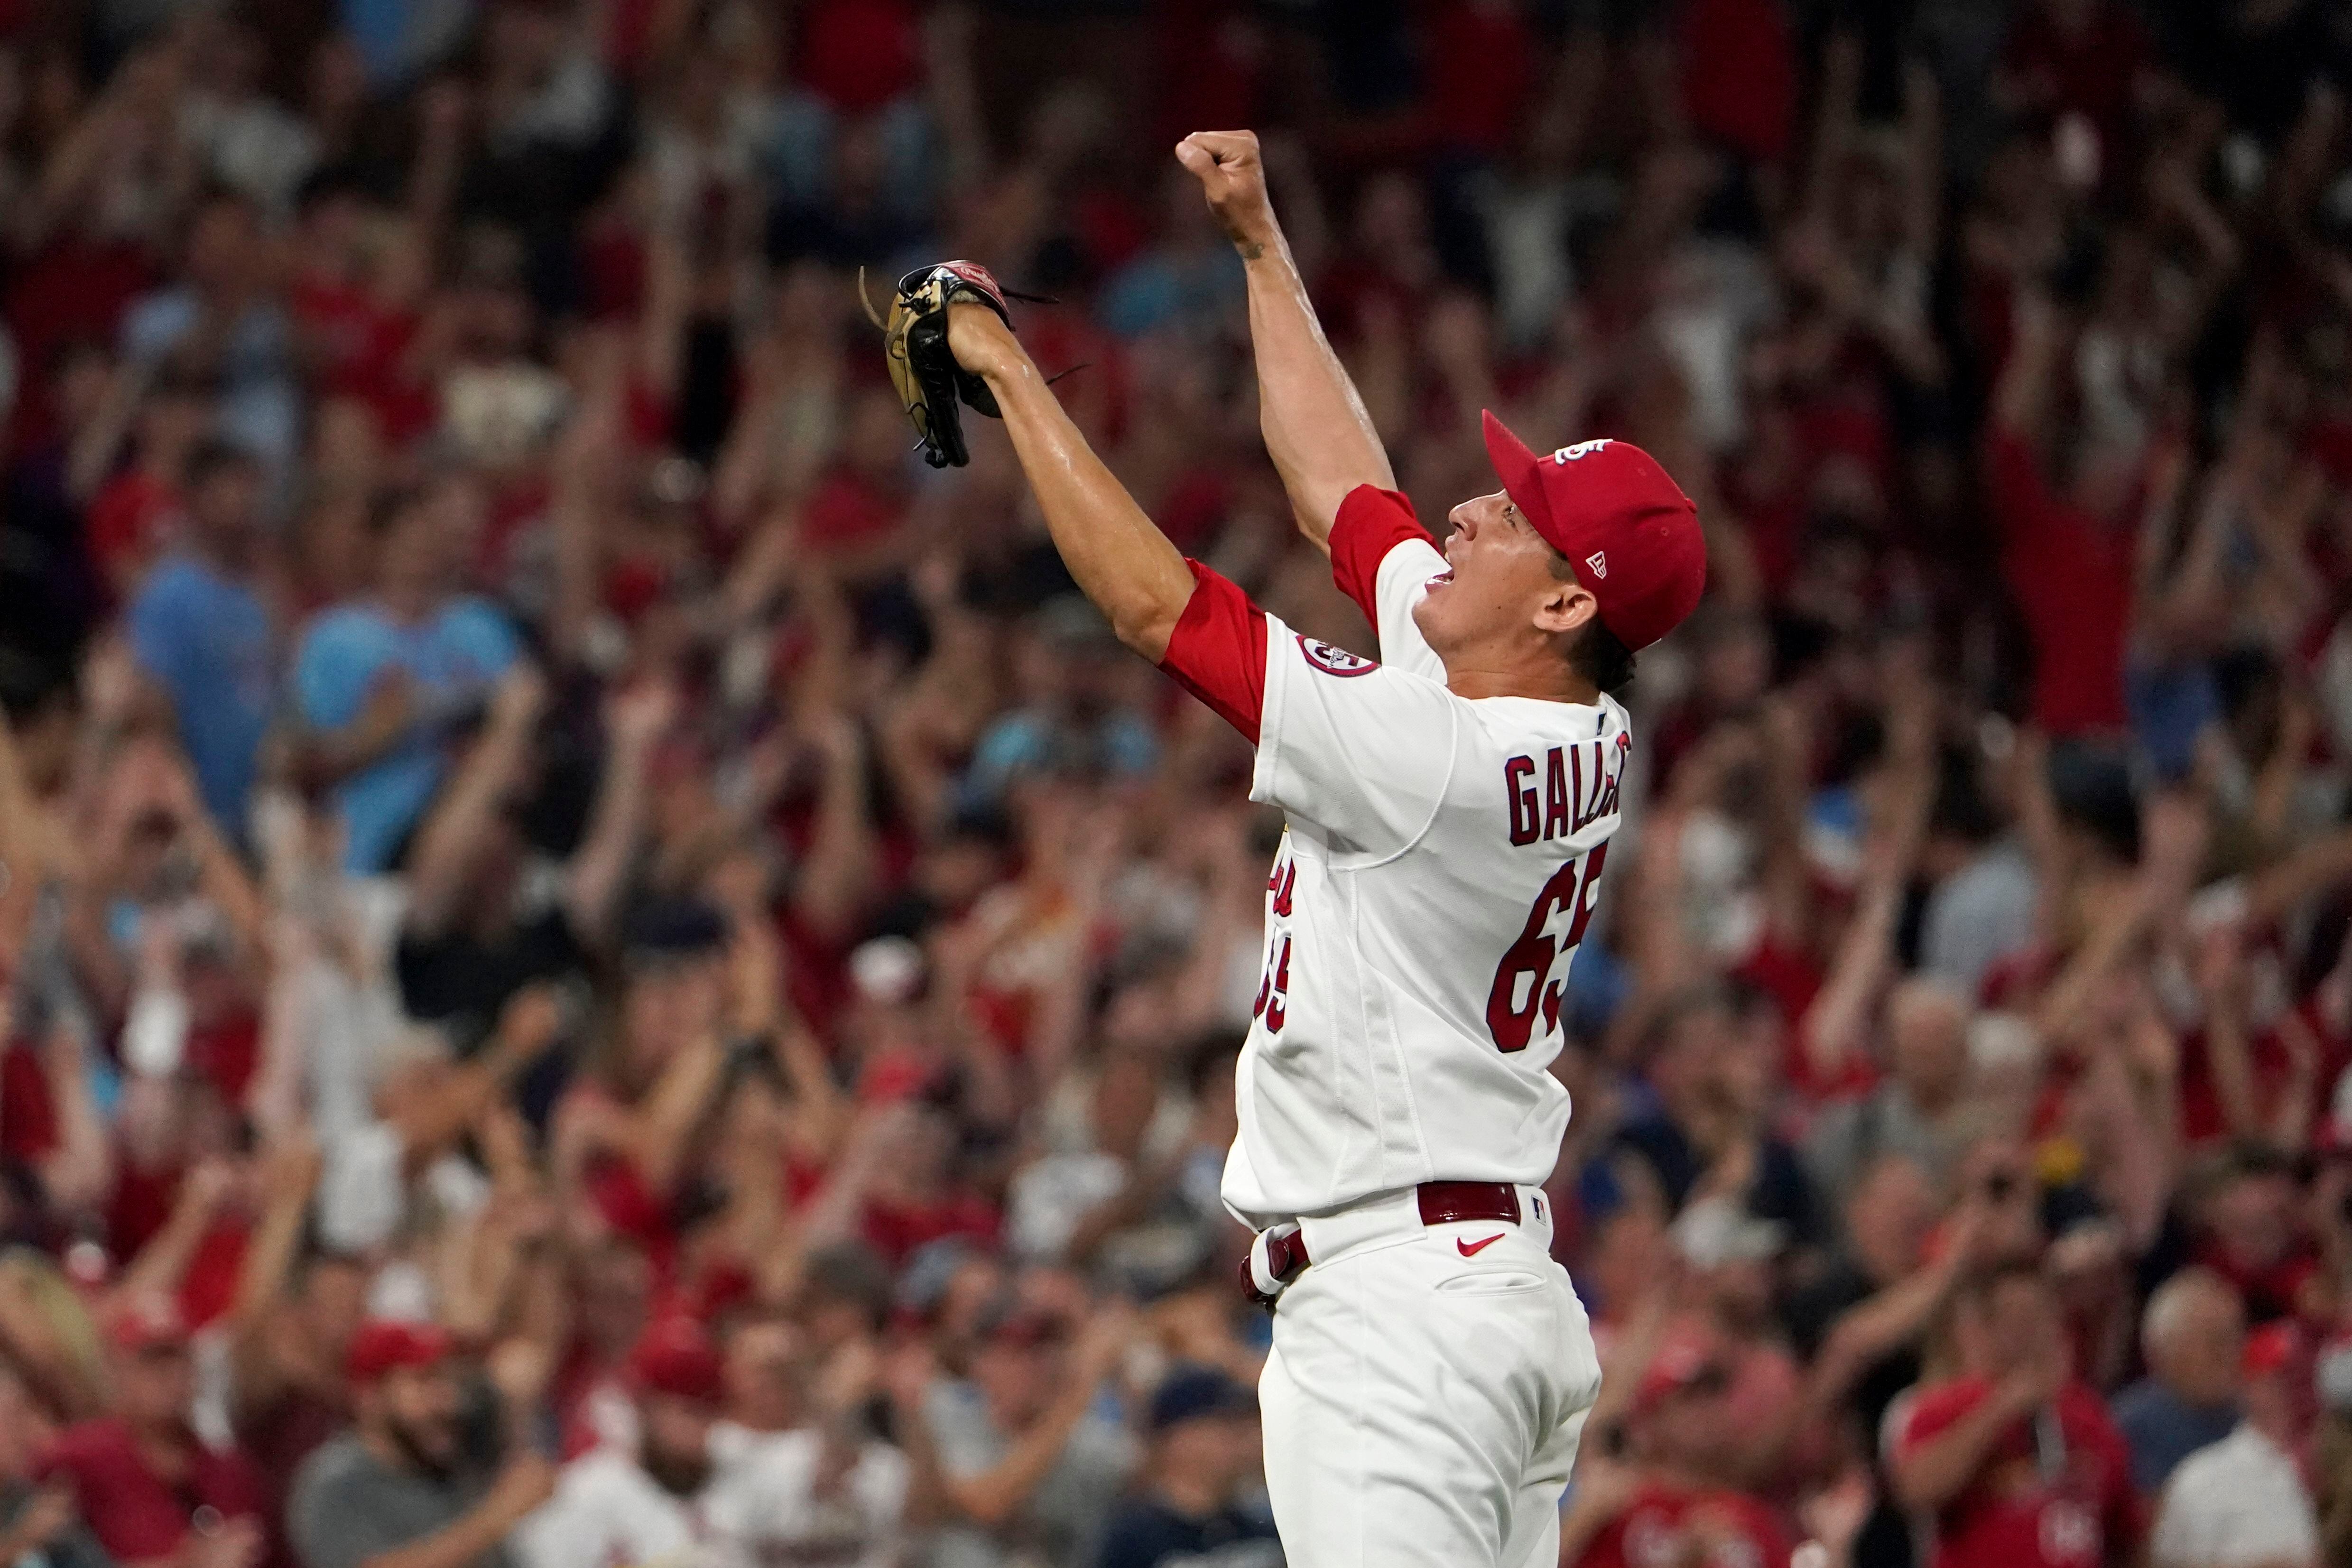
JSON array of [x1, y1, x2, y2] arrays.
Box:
[[1, 0, 2352, 1567]]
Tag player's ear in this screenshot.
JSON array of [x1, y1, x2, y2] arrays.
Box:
[[1532, 579, 1597, 638]]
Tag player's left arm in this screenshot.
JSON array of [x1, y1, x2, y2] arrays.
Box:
[[946, 304, 1267, 736], [1176, 130, 1393, 558]]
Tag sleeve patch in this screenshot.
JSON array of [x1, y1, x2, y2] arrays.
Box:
[[1297, 636, 1379, 677]]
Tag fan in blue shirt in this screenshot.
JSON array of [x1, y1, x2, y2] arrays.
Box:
[[291, 485, 519, 873], [125, 441, 275, 837]]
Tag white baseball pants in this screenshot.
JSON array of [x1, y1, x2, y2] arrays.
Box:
[[1256, 1187, 1603, 1567]]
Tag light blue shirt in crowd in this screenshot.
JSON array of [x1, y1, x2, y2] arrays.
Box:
[[127, 553, 274, 834], [292, 596, 520, 873]]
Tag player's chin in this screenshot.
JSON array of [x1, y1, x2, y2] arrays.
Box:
[[1408, 594, 1449, 645]]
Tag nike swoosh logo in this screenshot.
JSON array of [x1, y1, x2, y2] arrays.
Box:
[[1456, 1234, 1505, 1257]]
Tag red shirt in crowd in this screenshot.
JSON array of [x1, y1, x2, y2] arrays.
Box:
[[801, 466, 906, 557], [0, 1037, 57, 1165], [104, 1159, 253, 1328], [84, 470, 183, 595], [1423, 0, 1536, 158], [1982, 427, 2134, 735], [1676, 0, 1797, 167], [794, 0, 922, 112], [34, 1419, 268, 1564], [2, 237, 154, 449], [1895, 1376, 2142, 1568], [1579, 1476, 1795, 1568]]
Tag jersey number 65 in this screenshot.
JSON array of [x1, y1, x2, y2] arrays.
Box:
[[1485, 844, 1608, 1053]]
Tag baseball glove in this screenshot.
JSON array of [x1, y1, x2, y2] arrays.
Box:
[[861, 260, 1021, 469]]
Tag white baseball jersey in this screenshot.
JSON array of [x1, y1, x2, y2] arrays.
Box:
[[1158, 485, 1630, 1231]]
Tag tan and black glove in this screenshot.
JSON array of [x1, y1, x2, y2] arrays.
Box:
[[861, 260, 1023, 469]]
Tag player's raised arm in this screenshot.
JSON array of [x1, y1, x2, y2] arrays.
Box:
[[863, 263, 1267, 739], [944, 306, 1205, 663], [1176, 131, 1393, 556]]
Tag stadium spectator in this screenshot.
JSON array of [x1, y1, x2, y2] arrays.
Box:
[[1092, 1364, 1276, 1568], [286, 1322, 555, 1568], [123, 437, 274, 835], [2112, 1268, 2245, 1495], [917, 1299, 1139, 1568], [1559, 1327, 1795, 1568], [37, 1297, 268, 1568], [512, 1317, 907, 1567], [290, 484, 521, 875], [1892, 1264, 2141, 1568], [0, 1364, 109, 1568], [2148, 1321, 2320, 1568]]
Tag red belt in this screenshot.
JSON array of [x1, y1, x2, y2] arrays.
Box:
[[1416, 1180, 1524, 1228], [1242, 1182, 1523, 1307]]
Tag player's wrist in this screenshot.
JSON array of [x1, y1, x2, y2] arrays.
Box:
[[945, 304, 1024, 383], [1230, 218, 1285, 264]]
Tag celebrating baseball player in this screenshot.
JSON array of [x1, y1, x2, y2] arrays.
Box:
[[870, 128, 1705, 1567]]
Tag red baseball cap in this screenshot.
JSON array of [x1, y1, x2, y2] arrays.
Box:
[[346, 1320, 455, 1386], [1631, 1325, 1728, 1414], [628, 1318, 725, 1406], [1482, 411, 1706, 651]]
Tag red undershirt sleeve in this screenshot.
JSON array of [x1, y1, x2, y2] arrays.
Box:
[[1157, 560, 1268, 742], [1329, 485, 1435, 637]]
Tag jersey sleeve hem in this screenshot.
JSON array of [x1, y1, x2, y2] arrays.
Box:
[[1157, 559, 1270, 742], [1330, 485, 1434, 636]]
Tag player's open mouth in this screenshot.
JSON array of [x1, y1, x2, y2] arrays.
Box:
[[1429, 570, 1454, 588]]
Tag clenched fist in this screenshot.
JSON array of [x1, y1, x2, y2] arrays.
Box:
[[1175, 130, 1278, 256]]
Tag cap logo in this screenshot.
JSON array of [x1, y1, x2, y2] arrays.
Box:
[[1585, 552, 1608, 579], [1553, 440, 1610, 464]]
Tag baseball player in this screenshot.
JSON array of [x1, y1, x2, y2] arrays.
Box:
[[898, 129, 1705, 1567]]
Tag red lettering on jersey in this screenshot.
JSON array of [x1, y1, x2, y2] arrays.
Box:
[[1543, 746, 1571, 840], [1595, 758, 1620, 822], [1563, 841, 1608, 950], [1262, 936, 1291, 1032], [1487, 858, 1578, 1051], [1506, 755, 1538, 844], [1254, 934, 1293, 1030], [1268, 858, 1296, 918], [1485, 842, 1609, 1052]]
